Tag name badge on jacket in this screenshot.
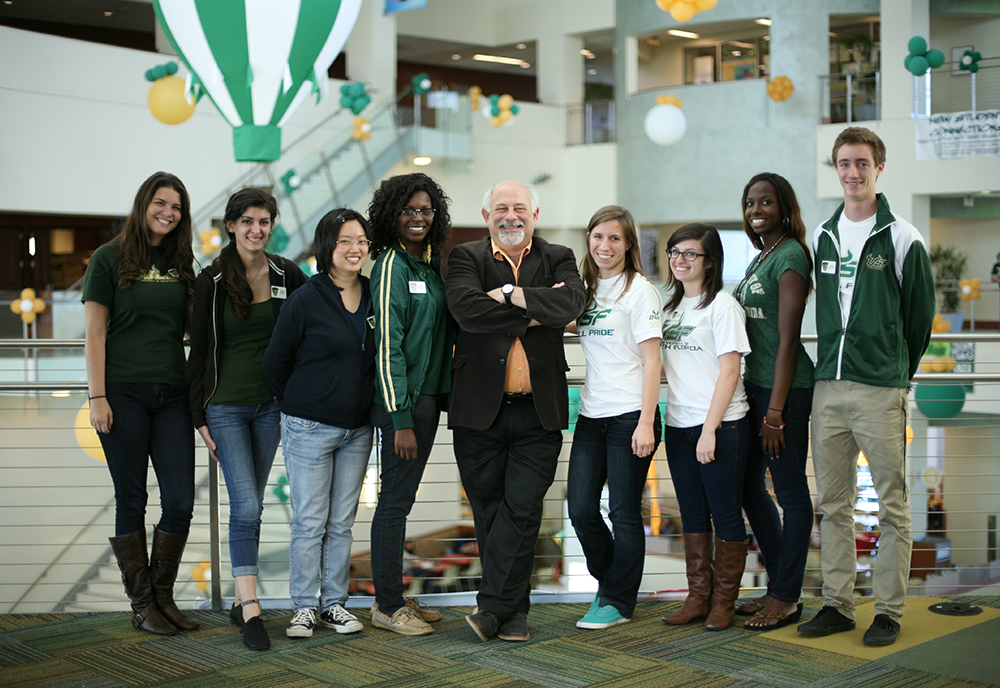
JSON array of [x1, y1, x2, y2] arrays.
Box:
[[271, 286, 287, 299], [408, 280, 427, 294]]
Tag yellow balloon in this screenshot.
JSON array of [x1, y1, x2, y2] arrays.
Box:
[[919, 359, 933, 373], [491, 115, 502, 127], [498, 94, 514, 109], [942, 356, 957, 372], [971, 289, 981, 300], [147, 75, 196, 125], [657, 94, 683, 108], [768, 76, 794, 102], [75, 402, 106, 462], [655, 0, 672, 10], [670, 2, 696, 22], [499, 109, 513, 122], [970, 278, 980, 289], [906, 425, 914, 445], [694, 0, 717, 10]]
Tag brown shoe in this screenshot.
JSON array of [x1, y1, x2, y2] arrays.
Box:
[[705, 537, 749, 631], [662, 533, 713, 625], [404, 597, 441, 623], [149, 527, 200, 631], [108, 530, 177, 636]]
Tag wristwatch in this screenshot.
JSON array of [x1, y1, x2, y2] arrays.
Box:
[[501, 283, 515, 305]]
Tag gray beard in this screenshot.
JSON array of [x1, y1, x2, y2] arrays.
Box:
[[498, 228, 525, 246]]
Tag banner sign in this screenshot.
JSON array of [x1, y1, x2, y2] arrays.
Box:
[[915, 109, 1000, 160]]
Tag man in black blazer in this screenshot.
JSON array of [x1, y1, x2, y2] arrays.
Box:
[[446, 180, 585, 642]]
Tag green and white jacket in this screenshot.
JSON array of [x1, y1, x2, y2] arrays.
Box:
[[813, 193, 935, 388]]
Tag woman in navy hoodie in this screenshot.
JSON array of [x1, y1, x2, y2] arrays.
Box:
[[263, 209, 375, 639]]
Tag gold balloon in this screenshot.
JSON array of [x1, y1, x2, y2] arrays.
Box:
[[499, 109, 513, 122], [147, 75, 196, 125], [656, 94, 683, 108], [670, 1, 696, 22], [498, 94, 514, 109], [767, 76, 794, 102], [75, 402, 106, 462], [655, 0, 672, 11], [491, 115, 502, 127], [694, 0, 717, 10]]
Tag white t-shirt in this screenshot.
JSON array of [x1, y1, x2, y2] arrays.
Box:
[[836, 212, 877, 326], [578, 273, 662, 419], [661, 290, 750, 428]]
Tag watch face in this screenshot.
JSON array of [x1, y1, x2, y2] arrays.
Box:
[[502, 284, 514, 293]]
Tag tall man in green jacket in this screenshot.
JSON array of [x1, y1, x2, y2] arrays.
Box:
[[797, 127, 935, 647]]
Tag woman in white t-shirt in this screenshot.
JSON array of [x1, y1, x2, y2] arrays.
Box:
[[567, 206, 662, 630], [659, 223, 751, 632]]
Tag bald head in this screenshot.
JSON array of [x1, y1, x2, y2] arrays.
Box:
[[482, 180, 539, 255]]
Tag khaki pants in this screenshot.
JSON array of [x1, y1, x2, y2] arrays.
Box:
[[811, 380, 911, 621]]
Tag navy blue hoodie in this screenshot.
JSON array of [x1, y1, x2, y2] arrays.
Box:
[[263, 272, 375, 428]]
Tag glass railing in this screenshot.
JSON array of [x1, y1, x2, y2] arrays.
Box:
[[2, 333, 999, 613], [820, 72, 881, 124]]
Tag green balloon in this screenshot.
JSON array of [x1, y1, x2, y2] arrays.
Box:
[[165, 61, 178, 75], [145, 68, 156, 81], [907, 36, 927, 55], [914, 382, 965, 419], [340, 95, 353, 108], [510, 104, 519, 115], [489, 94, 500, 105], [908, 55, 929, 76], [490, 105, 501, 116], [926, 49, 945, 69], [152, 64, 168, 80], [340, 83, 352, 96], [969, 62, 979, 73], [351, 81, 366, 97]]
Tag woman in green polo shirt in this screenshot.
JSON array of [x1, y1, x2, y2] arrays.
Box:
[[83, 171, 198, 637]]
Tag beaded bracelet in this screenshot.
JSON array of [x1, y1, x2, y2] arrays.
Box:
[[762, 417, 786, 430]]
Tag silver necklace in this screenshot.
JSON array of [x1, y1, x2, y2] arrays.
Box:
[[757, 233, 788, 264]]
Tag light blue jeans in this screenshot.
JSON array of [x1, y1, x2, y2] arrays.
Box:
[[281, 413, 373, 611], [206, 402, 280, 578]]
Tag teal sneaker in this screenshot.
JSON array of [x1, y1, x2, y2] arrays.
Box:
[[586, 594, 600, 615], [576, 604, 631, 629]]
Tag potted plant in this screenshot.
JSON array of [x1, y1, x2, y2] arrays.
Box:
[[929, 244, 969, 331]]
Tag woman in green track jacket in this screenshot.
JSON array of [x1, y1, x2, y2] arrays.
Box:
[[366, 173, 455, 636]]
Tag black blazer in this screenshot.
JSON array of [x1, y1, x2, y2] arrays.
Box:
[[445, 236, 585, 431]]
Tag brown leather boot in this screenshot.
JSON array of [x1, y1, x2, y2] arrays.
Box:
[[108, 530, 177, 635], [149, 527, 200, 631], [662, 532, 713, 625], [705, 537, 749, 631]]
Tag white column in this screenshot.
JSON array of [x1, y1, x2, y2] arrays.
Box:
[[537, 34, 584, 106], [346, 0, 397, 101], [881, 0, 930, 121]]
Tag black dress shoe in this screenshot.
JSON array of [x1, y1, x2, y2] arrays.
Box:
[[242, 616, 271, 651], [797, 606, 856, 637], [497, 612, 529, 641], [466, 609, 501, 642]]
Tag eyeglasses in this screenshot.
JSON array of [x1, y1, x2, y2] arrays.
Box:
[[400, 208, 435, 219], [666, 248, 706, 262], [336, 239, 372, 248]]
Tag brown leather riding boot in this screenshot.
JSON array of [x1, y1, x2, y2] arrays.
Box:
[[662, 532, 714, 625], [705, 537, 749, 631], [108, 530, 177, 635], [149, 527, 200, 631]]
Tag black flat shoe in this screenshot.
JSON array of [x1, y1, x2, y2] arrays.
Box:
[[242, 616, 271, 651], [230, 603, 246, 629]]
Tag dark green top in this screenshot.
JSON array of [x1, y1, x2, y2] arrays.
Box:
[[211, 299, 276, 405], [734, 239, 815, 389], [81, 241, 188, 385]]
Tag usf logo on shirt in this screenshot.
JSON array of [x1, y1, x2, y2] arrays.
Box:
[[140, 265, 179, 282], [840, 248, 858, 279], [662, 312, 695, 342], [579, 305, 613, 327]]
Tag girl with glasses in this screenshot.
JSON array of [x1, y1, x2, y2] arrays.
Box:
[[660, 223, 751, 632], [365, 173, 454, 635]]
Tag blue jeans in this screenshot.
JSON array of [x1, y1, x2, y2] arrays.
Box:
[[664, 416, 750, 542], [742, 382, 814, 603], [206, 402, 281, 578], [370, 395, 443, 615], [567, 410, 661, 617], [99, 382, 194, 536], [281, 413, 373, 611]]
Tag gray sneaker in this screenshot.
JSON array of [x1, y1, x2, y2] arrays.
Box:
[[319, 604, 363, 634], [371, 602, 433, 636], [286, 607, 316, 638]]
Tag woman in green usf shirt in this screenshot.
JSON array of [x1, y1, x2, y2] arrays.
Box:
[[83, 172, 198, 637]]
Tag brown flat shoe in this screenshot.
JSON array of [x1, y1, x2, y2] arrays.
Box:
[[736, 595, 771, 616]]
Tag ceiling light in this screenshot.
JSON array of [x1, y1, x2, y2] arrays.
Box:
[[413, 156, 432, 166], [667, 30, 700, 39], [4, 1, 14, 5], [51, 391, 71, 398], [473, 54, 528, 66], [732, 51, 741, 56], [516, 43, 527, 50], [755, 18, 772, 26], [519, 62, 531, 69], [580, 49, 595, 59], [587, 69, 597, 75], [450, 54, 461, 60], [104, 10, 113, 16]]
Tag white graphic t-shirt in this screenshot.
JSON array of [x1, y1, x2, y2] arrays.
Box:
[[837, 212, 877, 326], [661, 290, 750, 428], [577, 273, 662, 419]]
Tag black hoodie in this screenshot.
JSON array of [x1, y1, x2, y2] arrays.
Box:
[[263, 272, 375, 428]]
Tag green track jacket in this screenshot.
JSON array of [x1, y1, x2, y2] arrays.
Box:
[[813, 194, 935, 387], [371, 243, 454, 430]]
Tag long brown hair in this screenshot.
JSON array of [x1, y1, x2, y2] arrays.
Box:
[[115, 172, 195, 301], [581, 205, 646, 309], [663, 223, 724, 313], [216, 188, 278, 319]]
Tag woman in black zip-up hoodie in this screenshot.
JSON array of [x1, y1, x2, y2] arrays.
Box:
[[263, 209, 376, 639], [187, 188, 307, 651]]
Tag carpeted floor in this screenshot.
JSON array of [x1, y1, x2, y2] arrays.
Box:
[[2, 596, 998, 687]]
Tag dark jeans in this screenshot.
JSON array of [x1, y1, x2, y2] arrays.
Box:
[[98, 382, 195, 536], [742, 381, 814, 603], [370, 394, 443, 615], [567, 410, 661, 617], [453, 396, 563, 621], [206, 401, 281, 577], [665, 415, 749, 542]]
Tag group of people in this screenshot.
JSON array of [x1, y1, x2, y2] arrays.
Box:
[[83, 125, 934, 652]]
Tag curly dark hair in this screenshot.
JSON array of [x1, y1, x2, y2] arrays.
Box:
[[367, 173, 451, 259]]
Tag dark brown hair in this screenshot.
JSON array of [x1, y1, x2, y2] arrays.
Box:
[[663, 223, 724, 313], [581, 205, 646, 309], [741, 172, 813, 294], [832, 126, 886, 167], [216, 188, 279, 319]]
